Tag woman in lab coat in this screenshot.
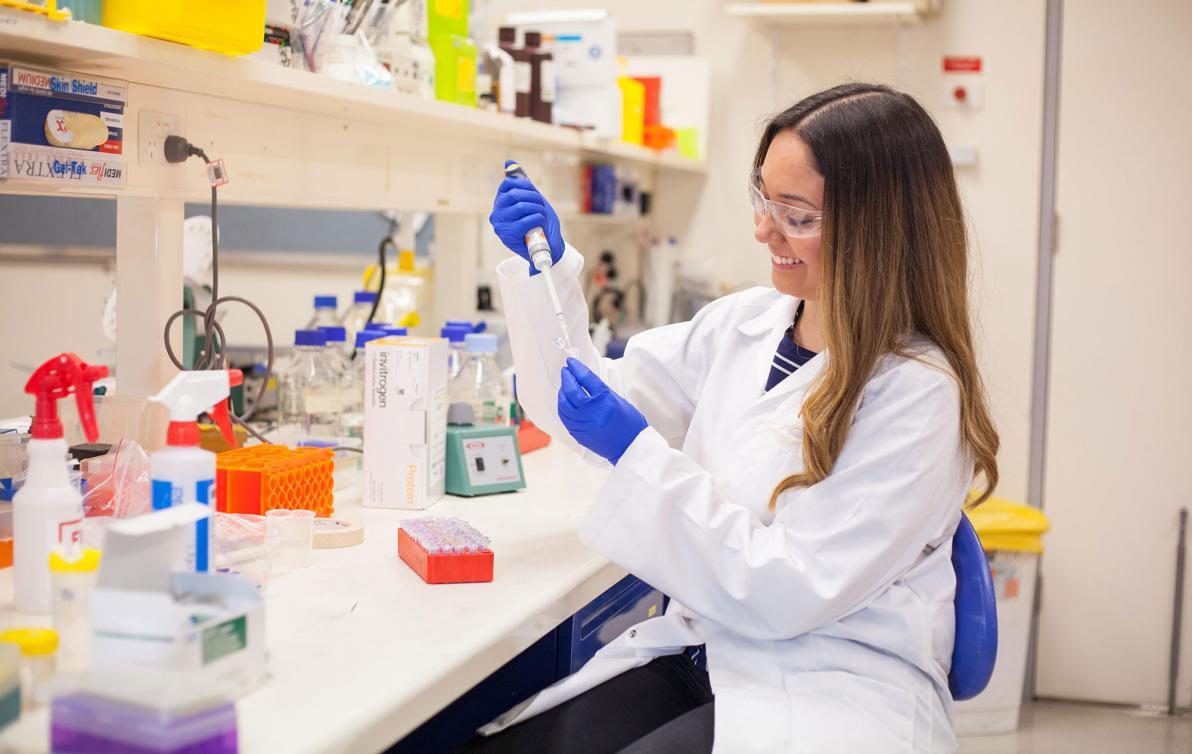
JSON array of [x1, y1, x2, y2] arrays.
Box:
[[465, 83, 999, 754]]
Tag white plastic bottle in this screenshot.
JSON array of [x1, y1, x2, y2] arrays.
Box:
[[149, 370, 233, 573], [279, 330, 339, 437], [453, 334, 504, 424], [306, 295, 339, 329], [14, 353, 107, 614]]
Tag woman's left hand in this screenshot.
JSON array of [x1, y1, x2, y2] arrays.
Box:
[[558, 357, 648, 465]]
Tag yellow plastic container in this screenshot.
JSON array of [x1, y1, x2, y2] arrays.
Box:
[[967, 496, 1050, 554], [103, 0, 266, 56], [618, 77, 645, 146], [429, 34, 478, 107]]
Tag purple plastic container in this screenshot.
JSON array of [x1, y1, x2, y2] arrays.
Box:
[[51, 692, 238, 754]]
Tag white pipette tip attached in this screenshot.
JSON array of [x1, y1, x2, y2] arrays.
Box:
[[504, 160, 574, 354]]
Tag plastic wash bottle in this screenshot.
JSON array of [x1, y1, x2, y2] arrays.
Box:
[[148, 369, 241, 573], [14, 353, 108, 614]]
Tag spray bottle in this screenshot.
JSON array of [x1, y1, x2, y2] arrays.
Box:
[[14, 353, 108, 614], [504, 161, 574, 354], [148, 369, 241, 573]]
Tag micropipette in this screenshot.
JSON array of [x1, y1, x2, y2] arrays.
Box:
[[504, 162, 575, 355]]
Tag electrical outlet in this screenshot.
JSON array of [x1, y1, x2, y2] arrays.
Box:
[[138, 110, 184, 166]]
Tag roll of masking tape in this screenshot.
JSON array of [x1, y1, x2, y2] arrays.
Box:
[[45, 109, 108, 150], [312, 518, 364, 549]]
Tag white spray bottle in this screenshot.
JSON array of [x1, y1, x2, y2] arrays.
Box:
[[14, 353, 108, 614], [149, 369, 241, 573]]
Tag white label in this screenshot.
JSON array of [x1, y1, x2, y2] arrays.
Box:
[[515, 61, 531, 94], [539, 60, 556, 104], [463, 435, 522, 487]]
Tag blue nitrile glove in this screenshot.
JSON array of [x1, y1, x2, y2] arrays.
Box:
[[558, 357, 648, 465], [489, 160, 565, 275]]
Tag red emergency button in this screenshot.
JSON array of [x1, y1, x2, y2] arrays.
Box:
[[953, 86, 968, 102]]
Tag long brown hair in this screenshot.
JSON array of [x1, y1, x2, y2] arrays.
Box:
[[760, 83, 999, 509]]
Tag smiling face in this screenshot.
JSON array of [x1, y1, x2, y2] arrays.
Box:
[[753, 130, 826, 300]]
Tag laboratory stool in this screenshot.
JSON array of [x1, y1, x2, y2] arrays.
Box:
[[948, 512, 998, 701]]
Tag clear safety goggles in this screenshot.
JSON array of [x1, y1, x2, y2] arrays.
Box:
[[749, 174, 823, 239]]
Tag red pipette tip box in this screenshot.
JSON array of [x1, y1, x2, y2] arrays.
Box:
[[398, 528, 494, 584]]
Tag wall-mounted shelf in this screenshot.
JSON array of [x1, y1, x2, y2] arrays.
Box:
[[0, 10, 705, 199], [725, 2, 925, 26]]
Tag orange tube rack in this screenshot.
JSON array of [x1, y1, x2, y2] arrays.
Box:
[[215, 445, 334, 517]]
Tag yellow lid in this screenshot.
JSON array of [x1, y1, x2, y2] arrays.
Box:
[[398, 249, 416, 272], [49, 547, 101, 573], [0, 629, 58, 656], [967, 496, 1050, 554]]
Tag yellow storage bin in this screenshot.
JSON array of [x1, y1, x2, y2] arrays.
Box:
[[967, 496, 1050, 554], [103, 0, 266, 56]]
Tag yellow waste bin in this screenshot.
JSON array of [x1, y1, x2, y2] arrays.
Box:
[[956, 497, 1050, 736]]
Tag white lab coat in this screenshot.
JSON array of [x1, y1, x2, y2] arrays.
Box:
[[482, 246, 971, 753]]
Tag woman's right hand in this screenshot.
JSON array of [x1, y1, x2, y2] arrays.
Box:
[[489, 162, 566, 272]]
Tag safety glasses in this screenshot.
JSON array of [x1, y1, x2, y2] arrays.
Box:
[[749, 175, 822, 239]]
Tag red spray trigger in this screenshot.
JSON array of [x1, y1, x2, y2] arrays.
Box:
[[206, 369, 243, 447], [23, 353, 108, 441]]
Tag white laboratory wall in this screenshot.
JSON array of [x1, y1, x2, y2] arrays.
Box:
[[484, 0, 1045, 502]]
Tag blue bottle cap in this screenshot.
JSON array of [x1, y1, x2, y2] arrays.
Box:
[[318, 326, 347, 343], [353, 291, 378, 304], [314, 295, 337, 308], [355, 330, 386, 348], [464, 333, 498, 353], [294, 329, 328, 347], [441, 325, 469, 343], [377, 326, 408, 336]]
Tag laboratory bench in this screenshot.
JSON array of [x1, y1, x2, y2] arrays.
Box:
[[0, 442, 655, 754]]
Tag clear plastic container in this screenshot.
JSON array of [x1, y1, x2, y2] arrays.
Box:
[[49, 548, 100, 677], [213, 513, 270, 589], [266, 509, 315, 571], [442, 325, 470, 384], [49, 548, 99, 662], [340, 330, 387, 439], [0, 502, 11, 569], [103, 0, 266, 56], [0, 628, 58, 708], [378, 250, 423, 329], [278, 330, 339, 436], [306, 295, 339, 330], [343, 291, 379, 344], [454, 334, 504, 424]]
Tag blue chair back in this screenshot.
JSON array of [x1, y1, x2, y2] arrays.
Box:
[[949, 512, 998, 701]]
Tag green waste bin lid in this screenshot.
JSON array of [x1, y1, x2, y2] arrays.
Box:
[[967, 497, 1050, 554]]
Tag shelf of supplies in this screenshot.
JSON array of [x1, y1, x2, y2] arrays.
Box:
[[0, 10, 706, 175], [725, 2, 924, 26]]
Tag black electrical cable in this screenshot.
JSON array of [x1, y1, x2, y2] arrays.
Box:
[[162, 135, 274, 444], [352, 231, 397, 361]]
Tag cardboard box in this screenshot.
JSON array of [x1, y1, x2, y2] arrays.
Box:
[[364, 337, 448, 510], [90, 504, 266, 697], [0, 63, 127, 187], [506, 11, 620, 136]]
